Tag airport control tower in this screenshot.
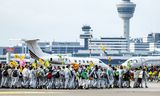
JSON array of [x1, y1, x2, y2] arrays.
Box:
[[80, 25, 93, 50], [117, 0, 136, 51]]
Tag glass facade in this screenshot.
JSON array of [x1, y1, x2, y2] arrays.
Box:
[[118, 7, 134, 14]]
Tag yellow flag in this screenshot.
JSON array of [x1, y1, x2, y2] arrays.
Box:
[[14, 54, 19, 59], [89, 61, 94, 67], [101, 46, 106, 52], [45, 60, 50, 68], [85, 61, 94, 72], [9, 61, 17, 68], [39, 58, 45, 65], [19, 67, 23, 73], [21, 55, 25, 60], [32, 63, 37, 69], [108, 56, 111, 62]]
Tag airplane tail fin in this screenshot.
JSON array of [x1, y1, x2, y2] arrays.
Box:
[[23, 39, 44, 60]]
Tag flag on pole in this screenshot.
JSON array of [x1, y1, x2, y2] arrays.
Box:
[[14, 54, 19, 59], [19, 66, 23, 73], [45, 60, 50, 68], [102, 46, 106, 52], [86, 61, 94, 72], [39, 58, 45, 65], [89, 61, 94, 67], [9, 60, 17, 68], [20, 55, 25, 60], [108, 56, 111, 62], [32, 62, 37, 69]]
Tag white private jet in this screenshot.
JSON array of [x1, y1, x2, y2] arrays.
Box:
[[122, 56, 160, 68], [24, 39, 108, 68]]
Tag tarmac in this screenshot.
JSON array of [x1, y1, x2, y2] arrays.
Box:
[[0, 82, 160, 96]]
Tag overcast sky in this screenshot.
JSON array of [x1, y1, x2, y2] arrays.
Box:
[[0, 0, 160, 46]]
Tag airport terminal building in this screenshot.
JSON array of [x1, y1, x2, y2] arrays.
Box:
[[0, 31, 160, 64]]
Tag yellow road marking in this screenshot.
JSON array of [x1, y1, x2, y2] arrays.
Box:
[[0, 91, 61, 94]]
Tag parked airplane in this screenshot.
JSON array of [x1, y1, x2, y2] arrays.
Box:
[[23, 39, 108, 68], [122, 56, 160, 68]]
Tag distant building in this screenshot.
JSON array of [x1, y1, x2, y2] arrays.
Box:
[[51, 41, 84, 54], [147, 33, 160, 43], [89, 37, 128, 55]]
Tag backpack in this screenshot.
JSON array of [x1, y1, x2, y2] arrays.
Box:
[[115, 71, 119, 77], [103, 72, 107, 78], [55, 71, 60, 78], [47, 72, 52, 79], [12, 70, 18, 77], [81, 71, 87, 79], [3, 70, 8, 77]]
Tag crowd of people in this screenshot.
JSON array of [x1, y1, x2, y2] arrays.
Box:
[[0, 63, 160, 89]]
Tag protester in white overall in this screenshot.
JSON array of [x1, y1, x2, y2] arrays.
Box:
[[106, 65, 114, 88], [69, 67, 76, 89], [118, 66, 124, 88], [64, 66, 71, 89], [37, 66, 45, 88], [138, 67, 143, 88], [29, 67, 37, 88], [22, 65, 30, 88], [88, 67, 95, 88], [133, 68, 140, 88], [54, 67, 61, 89], [101, 68, 107, 88], [7, 67, 12, 88], [78, 66, 83, 88], [46, 69, 53, 89], [97, 67, 102, 88], [11, 67, 20, 88], [142, 68, 149, 88], [1, 67, 8, 88], [0, 64, 2, 87], [75, 70, 80, 89], [59, 66, 65, 89], [93, 66, 98, 88]]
